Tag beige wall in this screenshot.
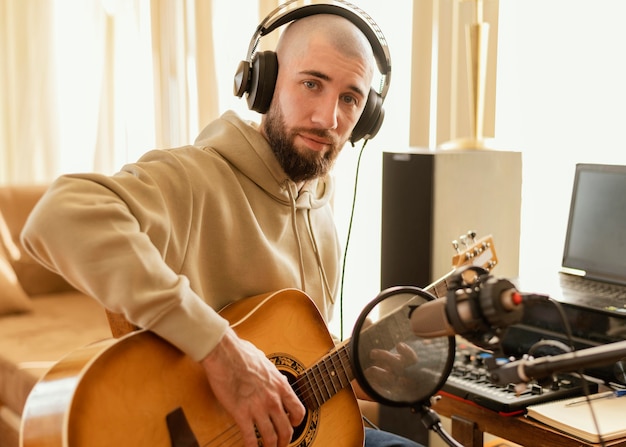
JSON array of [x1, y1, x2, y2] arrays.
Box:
[[410, 0, 500, 148]]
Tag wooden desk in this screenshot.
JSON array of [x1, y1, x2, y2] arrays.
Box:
[[431, 392, 626, 447]]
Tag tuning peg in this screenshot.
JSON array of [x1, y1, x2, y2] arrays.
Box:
[[452, 240, 460, 253], [459, 235, 468, 247], [467, 230, 477, 242]]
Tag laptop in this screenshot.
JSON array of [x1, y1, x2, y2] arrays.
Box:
[[520, 163, 626, 316]]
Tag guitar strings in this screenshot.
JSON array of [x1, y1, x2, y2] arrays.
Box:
[[197, 426, 238, 446], [199, 423, 244, 447], [291, 346, 353, 409]]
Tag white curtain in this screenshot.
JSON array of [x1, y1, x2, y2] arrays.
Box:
[[0, 0, 221, 184], [0, 0, 60, 184]]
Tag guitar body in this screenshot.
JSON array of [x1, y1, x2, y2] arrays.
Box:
[[20, 289, 364, 447]]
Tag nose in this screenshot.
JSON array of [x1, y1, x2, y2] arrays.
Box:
[[310, 94, 338, 130]]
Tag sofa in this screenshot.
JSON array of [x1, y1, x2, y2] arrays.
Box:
[[0, 185, 114, 447], [0, 184, 380, 447]]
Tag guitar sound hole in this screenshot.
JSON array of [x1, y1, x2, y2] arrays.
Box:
[[268, 354, 320, 446], [282, 370, 309, 441]]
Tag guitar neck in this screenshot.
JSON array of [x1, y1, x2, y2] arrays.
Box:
[[425, 268, 457, 300], [297, 271, 454, 410]]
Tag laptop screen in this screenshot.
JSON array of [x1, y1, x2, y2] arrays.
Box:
[[562, 163, 626, 285]]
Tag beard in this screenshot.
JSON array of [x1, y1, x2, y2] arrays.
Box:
[[262, 103, 342, 183]]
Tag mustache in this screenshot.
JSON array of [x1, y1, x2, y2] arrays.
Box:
[[292, 127, 339, 147]]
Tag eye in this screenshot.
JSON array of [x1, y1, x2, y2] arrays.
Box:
[[303, 80, 318, 90], [341, 94, 358, 107]]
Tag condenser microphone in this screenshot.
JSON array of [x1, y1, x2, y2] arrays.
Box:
[[409, 268, 533, 348]]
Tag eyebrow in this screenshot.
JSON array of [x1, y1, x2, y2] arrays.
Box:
[[300, 70, 366, 99]]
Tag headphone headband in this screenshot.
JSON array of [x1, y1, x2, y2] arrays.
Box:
[[246, 0, 391, 100]]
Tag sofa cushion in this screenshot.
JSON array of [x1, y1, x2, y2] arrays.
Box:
[[0, 292, 111, 418], [0, 185, 75, 296], [0, 251, 33, 316]]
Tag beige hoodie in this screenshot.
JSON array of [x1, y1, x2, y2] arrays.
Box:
[[21, 111, 340, 361]]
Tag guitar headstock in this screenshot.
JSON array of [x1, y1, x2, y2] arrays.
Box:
[[451, 231, 498, 272]]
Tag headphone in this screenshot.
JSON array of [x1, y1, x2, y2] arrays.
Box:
[[233, 0, 392, 143]]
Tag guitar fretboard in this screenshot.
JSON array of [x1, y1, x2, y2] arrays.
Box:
[[295, 343, 353, 410], [428, 273, 454, 300]]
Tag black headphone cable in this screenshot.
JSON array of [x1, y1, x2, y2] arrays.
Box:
[[338, 138, 368, 340]]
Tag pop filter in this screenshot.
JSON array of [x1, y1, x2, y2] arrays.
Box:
[[350, 285, 455, 408]]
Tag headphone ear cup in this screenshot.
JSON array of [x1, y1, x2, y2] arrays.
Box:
[[246, 51, 279, 114], [233, 59, 251, 98], [351, 88, 384, 143]]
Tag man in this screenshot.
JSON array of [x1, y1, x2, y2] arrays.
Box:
[[22, 7, 423, 447]]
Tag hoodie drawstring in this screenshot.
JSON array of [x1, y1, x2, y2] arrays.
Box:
[[286, 183, 307, 292], [305, 210, 335, 305], [286, 182, 335, 306]]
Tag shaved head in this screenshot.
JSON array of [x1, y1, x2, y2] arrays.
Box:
[[276, 14, 375, 85]]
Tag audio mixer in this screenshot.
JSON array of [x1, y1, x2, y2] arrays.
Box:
[[441, 340, 599, 415]]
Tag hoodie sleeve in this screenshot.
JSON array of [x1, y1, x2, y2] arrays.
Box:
[[20, 151, 229, 362]]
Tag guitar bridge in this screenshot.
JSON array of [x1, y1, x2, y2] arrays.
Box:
[[166, 407, 199, 447]]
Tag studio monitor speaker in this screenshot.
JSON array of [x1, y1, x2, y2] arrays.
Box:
[[378, 148, 522, 443]]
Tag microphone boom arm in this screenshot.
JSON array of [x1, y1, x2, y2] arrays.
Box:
[[487, 339, 626, 386]]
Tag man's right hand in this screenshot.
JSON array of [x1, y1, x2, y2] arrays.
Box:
[[200, 327, 306, 447]]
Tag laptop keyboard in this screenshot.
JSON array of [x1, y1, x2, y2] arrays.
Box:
[[559, 274, 626, 312], [560, 274, 626, 297]]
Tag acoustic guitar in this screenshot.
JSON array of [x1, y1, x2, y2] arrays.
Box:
[[20, 233, 497, 447]]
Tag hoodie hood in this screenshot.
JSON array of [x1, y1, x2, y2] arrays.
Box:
[[194, 111, 335, 211]]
